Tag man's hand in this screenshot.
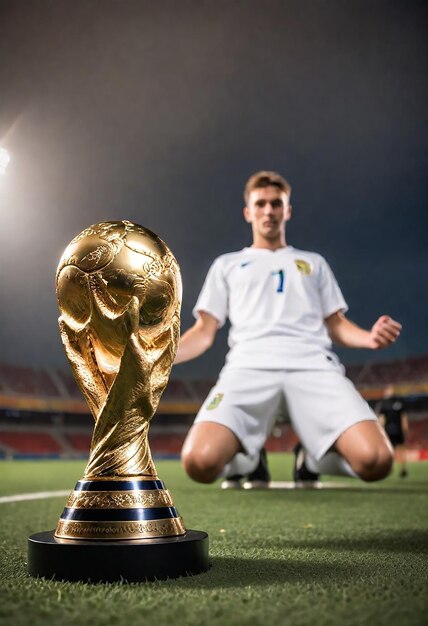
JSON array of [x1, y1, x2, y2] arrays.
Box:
[[368, 315, 402, 350]]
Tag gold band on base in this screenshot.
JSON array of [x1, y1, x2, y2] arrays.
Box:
[[55, 517, 186, 540], [66, 489, 174, 509], [82, 474, 158, 481]]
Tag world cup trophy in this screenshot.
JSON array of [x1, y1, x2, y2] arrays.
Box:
[[28, 221, 209, 582]]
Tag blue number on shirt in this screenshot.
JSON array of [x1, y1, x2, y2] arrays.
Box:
[[272, 269, 285, 293]]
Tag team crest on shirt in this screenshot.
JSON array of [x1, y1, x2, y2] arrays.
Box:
[[207, 393, 224, 411], [294, 259, 313, 275]]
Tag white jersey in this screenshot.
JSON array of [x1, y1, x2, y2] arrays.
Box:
[[193, 246, 348, 370]]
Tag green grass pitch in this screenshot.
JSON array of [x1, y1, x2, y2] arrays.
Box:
[[0, 454, 427, 626]]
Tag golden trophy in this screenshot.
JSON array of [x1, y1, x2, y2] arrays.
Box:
[[28, 221, 209, 582]]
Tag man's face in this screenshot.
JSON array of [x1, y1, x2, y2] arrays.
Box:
[[244, 186, 291, 240], [384, 385, 395, 399]]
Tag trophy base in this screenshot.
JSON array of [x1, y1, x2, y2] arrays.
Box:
[[28, 529, 209, 582]]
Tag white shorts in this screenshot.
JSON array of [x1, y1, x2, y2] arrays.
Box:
[[194, 366, 376, 461]]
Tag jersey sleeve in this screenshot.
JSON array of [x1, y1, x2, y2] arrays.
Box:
[[318, 257, 348, 318], [192, 257, 228, 327]]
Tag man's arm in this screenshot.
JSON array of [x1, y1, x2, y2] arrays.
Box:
[[325, 312, 401, 350], [401, 413, 410, 435], [174, 311, 219, 364]]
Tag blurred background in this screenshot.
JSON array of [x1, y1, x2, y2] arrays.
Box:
[[0, 0, 427, 463]]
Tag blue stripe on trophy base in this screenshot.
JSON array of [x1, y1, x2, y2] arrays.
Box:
[[60, 506, 179, 522], [75, 479, 165, 492]]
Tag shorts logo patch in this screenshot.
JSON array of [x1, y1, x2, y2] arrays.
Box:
[[294, 259, 312, 275], [207, 393, 224, 411]]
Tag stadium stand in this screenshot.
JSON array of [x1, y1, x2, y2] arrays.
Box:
[[0, 357, 428, 459], [0, 363, 60, 398], [0, 431, 62, 456], [345, 355, 428, 398], [65, 433, 92, 453]]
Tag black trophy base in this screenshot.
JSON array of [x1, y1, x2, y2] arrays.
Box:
[[28, 529, 209, 583]]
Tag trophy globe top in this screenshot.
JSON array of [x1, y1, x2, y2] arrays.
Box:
[[56, 220, 182, 376]]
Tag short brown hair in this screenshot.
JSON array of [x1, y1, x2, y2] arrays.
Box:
[[244, 171, 292, 204]]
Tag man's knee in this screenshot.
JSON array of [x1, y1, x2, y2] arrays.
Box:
[[336, 421, 394, 482], [353, 444, 394, 482], [181, 422, 241, 483], [181, 447, 223, 484]]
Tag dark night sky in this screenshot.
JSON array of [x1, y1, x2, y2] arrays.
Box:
[[0, 0, 427, 379]]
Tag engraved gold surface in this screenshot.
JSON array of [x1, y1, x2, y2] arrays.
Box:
[[66, 489, 174, 509], [56, 220, 181, 478], [56, 517, 186, 540], [54, 221, 185, 540]]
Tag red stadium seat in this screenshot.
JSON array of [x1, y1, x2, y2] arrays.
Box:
[[0, 432, 62, 454]]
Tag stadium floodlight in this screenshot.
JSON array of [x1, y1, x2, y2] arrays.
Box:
[[0, 147, 11, 175]]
